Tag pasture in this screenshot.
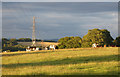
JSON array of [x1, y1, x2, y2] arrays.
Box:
[[18, 42, 59, 47], [2, 47, 119, 76]]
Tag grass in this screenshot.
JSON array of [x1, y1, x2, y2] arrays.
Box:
[[2, 47, 120, 75], [18, 42, 59, 47]]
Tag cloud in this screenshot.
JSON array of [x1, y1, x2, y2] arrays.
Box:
[[2, 2, 118, 39], [2, 0, 120, 2], [2, 2, 118, 13]]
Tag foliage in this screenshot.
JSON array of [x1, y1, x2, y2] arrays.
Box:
[[44, 40, 57, 42], [2, 38, 18, 47], [2, 38, 26, 52], [17, 38, 32, 42], [114, 36, 120, 47], [58, 36, 82, 49], [1, 28, 118, 51], [17, 38, 56, 42], [82, 29, 114, 47]]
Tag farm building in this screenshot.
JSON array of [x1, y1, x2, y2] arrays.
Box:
[[45, 44, 58, 50], [26, 46, 39, 51]]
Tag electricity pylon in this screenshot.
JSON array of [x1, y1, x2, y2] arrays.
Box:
[[32, 16, 36, 46]]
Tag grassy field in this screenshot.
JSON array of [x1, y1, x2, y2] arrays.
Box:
[[2, 47, 120, 76], [18, 42, 59, 47]]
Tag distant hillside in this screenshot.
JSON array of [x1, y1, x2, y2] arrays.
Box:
[[18, 42, 59, 47], [44, 39, 58, 42]]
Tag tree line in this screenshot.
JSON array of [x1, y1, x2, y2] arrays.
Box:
[[2, 38, 56, 52], [57, 28, 120, 49], [2, 38, 26, 52], [2, 28, 120, 52]]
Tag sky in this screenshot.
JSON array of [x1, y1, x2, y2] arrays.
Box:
[[1, 0, 120, 2], [2, 2, 118, 40]]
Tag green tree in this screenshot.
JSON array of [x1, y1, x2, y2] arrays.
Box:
[[82, 28, 113, 47], [2, 38, 26, 52], [58, 36, 82, 49], [115, 36, 120, 46], [2, 38, 8, 46], [9, 38, 18, 45], [18, 38, 32, 42]]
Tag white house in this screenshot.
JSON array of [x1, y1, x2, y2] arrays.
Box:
[[26, 46, 39, 51], [49, 45, 56, 50]]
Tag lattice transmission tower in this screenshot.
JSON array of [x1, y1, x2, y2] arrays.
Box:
[[32, 16, 36, 46]]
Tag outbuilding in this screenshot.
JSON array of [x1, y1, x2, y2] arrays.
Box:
[[26, 46, 39, 51]]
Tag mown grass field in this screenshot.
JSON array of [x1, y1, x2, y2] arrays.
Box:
[[18, 42, 59, 47], [2, 47, 120, 76]]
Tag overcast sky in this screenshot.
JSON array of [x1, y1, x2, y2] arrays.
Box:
[[2, 2, 118, 40], [2, 0, 120, 2]]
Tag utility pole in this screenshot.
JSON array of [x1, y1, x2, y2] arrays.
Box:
[[32, 16, 36, 46]]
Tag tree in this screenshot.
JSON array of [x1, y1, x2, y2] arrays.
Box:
[[2, 38, 8, 47], [9, 38, 18, 45], [18, 38, 32, 42], [82, 28, 113, 47], [58, 36, 82, 49], [115, 36, 120, 47], [2, 38, 26, 52]]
